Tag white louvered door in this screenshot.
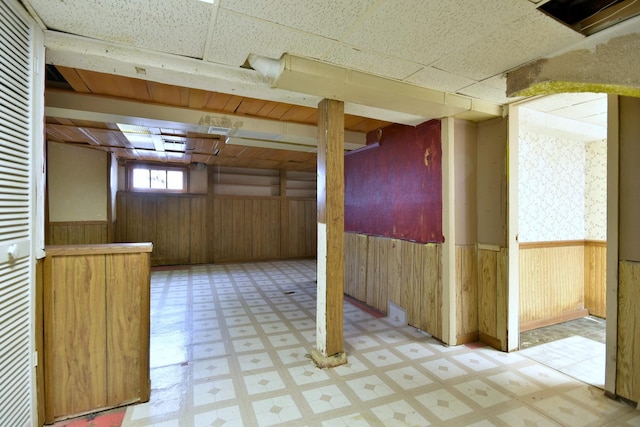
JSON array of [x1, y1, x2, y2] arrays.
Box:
[[0, 0, 42, 425]]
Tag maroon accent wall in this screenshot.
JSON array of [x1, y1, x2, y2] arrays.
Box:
[[344, 120, 443, 243]]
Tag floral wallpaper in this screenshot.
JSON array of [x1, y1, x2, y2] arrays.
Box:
[[585, 139, 607, 240], [519, 131, 586, 242]]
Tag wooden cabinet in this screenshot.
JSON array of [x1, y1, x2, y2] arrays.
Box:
[[43, 243, 152, 424]]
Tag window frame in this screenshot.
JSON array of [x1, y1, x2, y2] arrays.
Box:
[[126, 162, 189, 194]]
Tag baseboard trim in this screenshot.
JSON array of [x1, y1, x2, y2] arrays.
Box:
[[456, 332, 479, 345], [479, 332, 502, 350], [519, 308, 589, 332]]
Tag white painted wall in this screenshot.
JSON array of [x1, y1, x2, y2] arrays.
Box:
[[48, 141, 108, 221]]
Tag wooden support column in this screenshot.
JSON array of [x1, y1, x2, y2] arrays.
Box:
[[311, 98, 347, 368], [279, 169, 289, 258]]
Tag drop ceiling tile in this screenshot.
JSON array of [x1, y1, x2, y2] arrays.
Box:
[[581, 113, 608, 127], [323, 45, 422, 80], [432, 10, 583, 81], [457, 81, 519, 105], [405, 66, 476, 93], [521, 93, 577, 112], [523, 92, 605, 112], [218, 0, 378, 40], [30, 0, 211, 58], [206, 9, 336, 66], [548, 97, 607, 120], [520, 108, 606, 141], [344, 1, 531, 65], [479, 74, 508, 90]]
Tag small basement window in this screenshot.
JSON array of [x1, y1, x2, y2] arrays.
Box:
[[128, 164, 188, 193]]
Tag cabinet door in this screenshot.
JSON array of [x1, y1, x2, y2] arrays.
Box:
[[106, 253, 150, 404], [45, 255, 107, 422]]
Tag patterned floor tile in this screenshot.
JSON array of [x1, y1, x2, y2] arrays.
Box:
[[415, 389, 473, 421], [421, 358, 469, 380], [302, 384, 351, 413], [244, 371, 286, 395], [361, 348, 404, 367], [122, 260, 636, 427], [288, 364, 330, 385], [486, 371, 543, 396], [193, 405, 243, 427], [371, 400, 431, 426], [497, 405, 562, 427], [192, 357, 230, 380], [346, 375, 395, 402], [384, 366, 433, 390], [193, 378, 236, 406], [251, 395, 302, 427], [321, 413, 373, 427], [237, 352, 274, 371], [453, 379, 510, 408], [533, 395, 600, 426]]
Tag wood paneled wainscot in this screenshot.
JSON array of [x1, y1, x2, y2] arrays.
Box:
[[519, 240, 607, 332], [344, 232, 442, 340], [48, 221, 109, 245], [618, 260, 640, 402], [116, 192, 317, 265], [477, 245, 507, 350], [43, 243, 152, 424], [456, 245, 478, 344], [584, 240, 607, 318]]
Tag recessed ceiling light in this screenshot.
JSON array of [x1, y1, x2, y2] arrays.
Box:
[[116, 123, 150, 134]]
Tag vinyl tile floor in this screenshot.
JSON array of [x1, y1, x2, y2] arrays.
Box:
[[122, 260, 639, 427], [520, 317, 607, 389]]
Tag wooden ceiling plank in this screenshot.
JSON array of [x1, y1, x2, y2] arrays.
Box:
[[47, 124, 93, 143], [189, 137, 219, 155], [260, 102, 293, 121], [353, 118, 389, 133], [69, 119, 111, 129], [188, 88, 211, 109], [46, 117, 75, 126], [215, 143, 245, 158], [127, 78, 152, 101], [235, 98, 268, 116], [222, 95, 244, 113], [45, 126, 74, 141], [205, 92, 233, 111], [301, 109, 318, 125], [77, 127, 107, 146], [191, 153, 213, 164], [343, 115, 362, 129], [148, 81, 190, 107], [45, 67, 391, 171], [256, 101, 280, 117], [55, 66, 91, 93], [279, 106, 318, 123]]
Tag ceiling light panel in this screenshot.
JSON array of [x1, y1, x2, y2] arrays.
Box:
[[116, 123, 150, 134]]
